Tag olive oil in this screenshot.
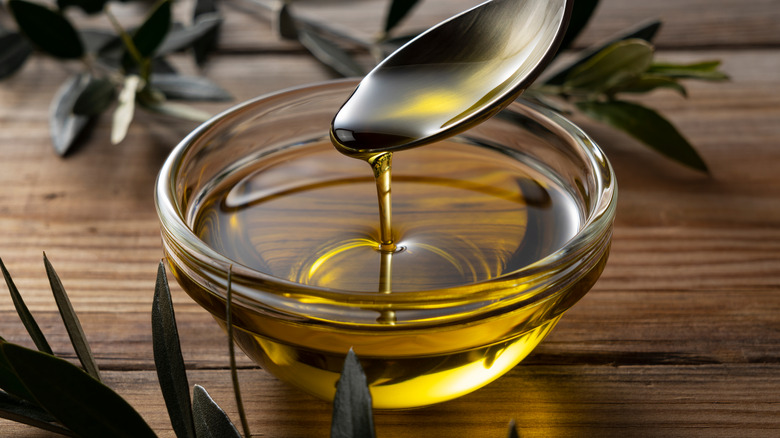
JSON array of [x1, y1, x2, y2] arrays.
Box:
[[193, 140, 579, 294], [189, 138, 590, 408]]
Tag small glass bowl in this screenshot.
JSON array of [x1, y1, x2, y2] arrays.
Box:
[[155, 79, 616, 409]]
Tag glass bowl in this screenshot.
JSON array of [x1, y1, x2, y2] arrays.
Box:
[[155, 79, 617, 409]]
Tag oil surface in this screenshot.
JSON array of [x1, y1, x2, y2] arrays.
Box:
[[193, 140, 580, 293]]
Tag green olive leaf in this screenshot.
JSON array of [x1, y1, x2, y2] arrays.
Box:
[[648, 60, 729, 81], [331, 349, 376, 438], [49, 73, 93, 156], [384, 0, 420, 34], [1, 258, 53, 355], [564, 39, 654, 92], [57, 0, 107, 15], [507, 419, 519, 438], [111, 75, 140, 144], [558, 0, 599, 52], [73, 77, 116, 116], [0, 342, 157, 438], [0, 341, 39, 403], [0, 32, 33, 80], [44, 253, 102, 382], [545, 18, 661, 86], [277, 3, 299, 40], [8, 0, 84, 59], [150, 74, 231, 101], [156, 13, 222, 56], [0, 390, 72, 437], [152, 261, 196, 438], [122, 0, 172, 69], [192, 0, 220, 66], [576, 100, 708, 172], [608, 73, 687, 97], [192, 385, 242, 438], [297, 27, 365, 77]]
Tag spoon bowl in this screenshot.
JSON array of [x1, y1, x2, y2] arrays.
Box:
[[331, 0, 572, 157]]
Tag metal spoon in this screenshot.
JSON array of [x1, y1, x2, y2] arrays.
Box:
[[330, 0, 572, 158]]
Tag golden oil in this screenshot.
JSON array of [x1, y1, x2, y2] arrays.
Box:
[[188, 138, 594, 408]]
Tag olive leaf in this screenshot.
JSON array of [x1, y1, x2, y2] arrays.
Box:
[[507, 420, 519, 438], [192, 0, 221, 66], [192, 385, 242, 438], [8, 0, 85, 59], [0, 33, 33, 79], [123, 0, 172, 70], [331, 349, 376, 438], [384, 0, 420, 34], [73, 77, 117, 116], [57, 0, 108, 15], [156, 13, 222, 57], [563, 39, 654, 92], [0, 342, 157, 438], [49, 73, 93, 156], [0, 391, 73, 437], [1, 257, 53, 355], [44, 253, 102, 382], [545, 18, 661, 86], [277, 3, 299, 40], [297, 27, 365, 77], [152, 261, 196, 438], [607, 73, 687, 97], [0, 341, 40, 403], [111, 74, 141, 144], [557, 0, 599, 52], [225, 268, 251, 438], [150, 74, 232, 101], [576, 100, 708, 172], [648, 60, 729, 81]]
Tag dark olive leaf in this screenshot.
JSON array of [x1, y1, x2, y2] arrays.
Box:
[[277, 3, 299, 40], [384, 0, 420, 34], [0, 33, 33, 80], [576, 100, 708, 172], [609, 73, 687, 97], [1, 342, 157, 438], [648, 60, 729, 81], [72, 77, 116, 116], [1, 258, 53, 355], [0, 390, 72, 437], [122, 0, 172, 69], [507, 419, 520, 438], [564, 39, 654, 92], [111, 75, 140, 144], [192, 385, 242, 438], [558, 0, 599, 52], [225, 268, 250, 438], [0, 341, 39, 403], [8, 0, 84, 59], [44, 253, 102, 381], [137, 95, 212, 122], [150, 74, 232, 101], [331, 349, 375, 438], [192, 0, 220, 66], [57, 0, 107, 15], [156, 13, 222, 56], [49, 73, 93, 156], [545, 18, 661, 86], [152, 261, 196, 438], [297, 27, 365, 77]]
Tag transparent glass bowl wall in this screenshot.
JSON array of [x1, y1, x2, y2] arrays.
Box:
[[155, 80, 617, 409]]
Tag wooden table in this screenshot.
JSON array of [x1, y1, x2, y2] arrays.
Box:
[[1, 0, 779, 436]]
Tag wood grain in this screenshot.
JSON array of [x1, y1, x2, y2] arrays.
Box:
[[1, 0, 779, 436]]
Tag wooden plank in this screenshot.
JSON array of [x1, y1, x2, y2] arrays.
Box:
[[2, 364, 779, 437]]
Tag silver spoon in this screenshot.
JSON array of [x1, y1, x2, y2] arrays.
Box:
[[330, 0, 572, 158]]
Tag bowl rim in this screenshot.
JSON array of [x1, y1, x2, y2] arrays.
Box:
[[155, 78, 617, 307]]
